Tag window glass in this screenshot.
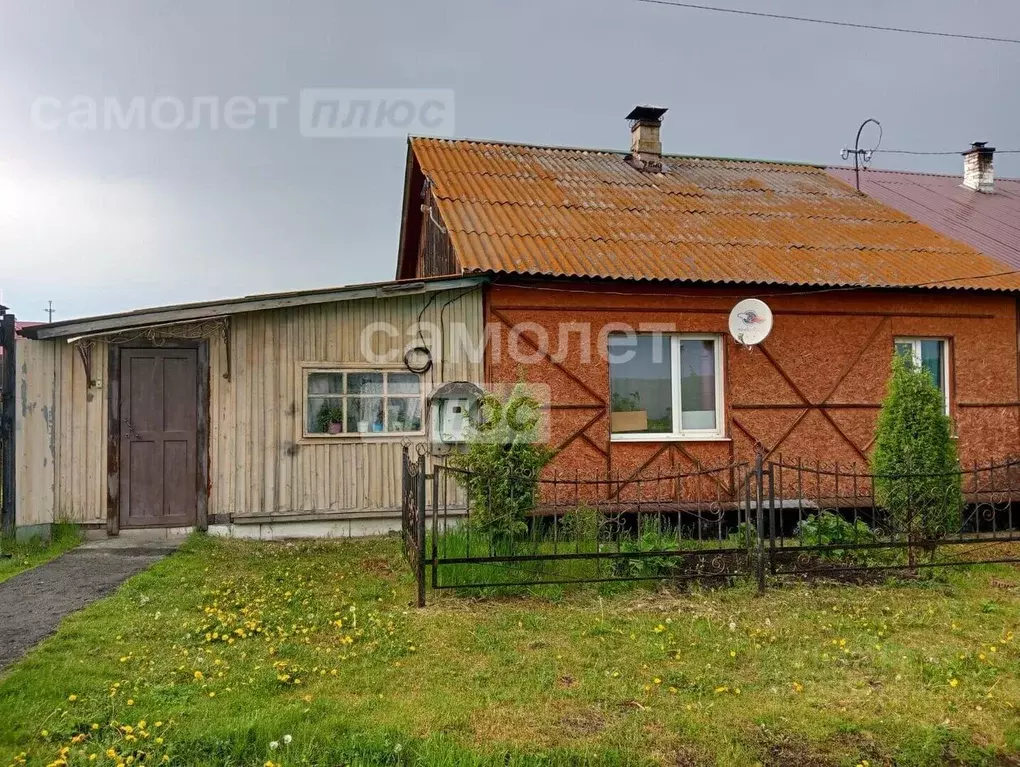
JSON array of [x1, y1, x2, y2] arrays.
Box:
[[347, 372, 384, 395], [679, 339, 717, 431], [609, 335, 672, 434], [388, 372, 421, 396], [305, 370, 422, 435], [387, 397, 422, 432], [307, 372, 344, 433], [347, 396, 385, 434], [919, 340, 944, 393], [893, 338, 948, 412]]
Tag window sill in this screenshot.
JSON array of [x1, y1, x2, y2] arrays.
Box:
[[300, 432, 426, 444], [611, 434, 731, 443]]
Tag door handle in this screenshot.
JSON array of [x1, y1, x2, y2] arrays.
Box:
[[123, 418, 140, 441]]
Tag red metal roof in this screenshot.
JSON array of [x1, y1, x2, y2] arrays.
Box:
[[411, 138, 1020, 292], [826, 167, 1020, 270]]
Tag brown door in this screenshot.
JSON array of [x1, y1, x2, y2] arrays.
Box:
[[119, 347, 199, 528]]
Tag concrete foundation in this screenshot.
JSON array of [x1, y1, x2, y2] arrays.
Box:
[[208, 515, 400, 540], [13, 524, 52, 543]]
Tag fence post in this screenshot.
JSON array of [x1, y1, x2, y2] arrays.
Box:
[[0, 311, 15, 539], [755, 452, 766, 594], [768, 463, 777, 576], [400, 446, 409, 553], [416, 452, 427, 608], [431, 462, 440, 590]]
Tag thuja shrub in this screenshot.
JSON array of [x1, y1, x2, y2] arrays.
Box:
[[449, 384, 554, 544], [872, 352, 963, 543]]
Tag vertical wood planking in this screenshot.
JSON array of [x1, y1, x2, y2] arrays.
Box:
[[30, 287, 483, 524]]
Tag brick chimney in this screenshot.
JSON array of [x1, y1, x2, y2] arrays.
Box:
[[626, 105, 667, 172], [963, 141, 995, 193]]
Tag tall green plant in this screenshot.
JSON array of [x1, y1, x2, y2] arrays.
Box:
[[872, 352, 962, 560], [449, 384, 554, 543]]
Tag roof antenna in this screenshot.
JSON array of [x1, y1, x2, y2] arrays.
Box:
[[841, 118, 882, 191]]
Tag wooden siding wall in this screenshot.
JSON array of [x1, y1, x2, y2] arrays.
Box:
[[209, 289, 483, 518], [15, 337, 108, 526], [415, 187, 458, 278]]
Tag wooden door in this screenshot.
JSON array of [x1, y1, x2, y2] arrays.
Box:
[[118, 347, 199, 528]]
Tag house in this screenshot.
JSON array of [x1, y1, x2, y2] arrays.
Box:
[[396, 107, 1020, 488], [14, 277, 484, 539], [12, 108, 1020, 541]]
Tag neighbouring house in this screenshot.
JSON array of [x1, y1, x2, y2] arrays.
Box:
[[396, 107, 1020, 489], [828, 143, 1020, 270], [14, 277, 484, 539]]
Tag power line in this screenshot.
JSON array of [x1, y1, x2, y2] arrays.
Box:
[[874, 149, 1020, 156], [632, 0, 1020, 45]]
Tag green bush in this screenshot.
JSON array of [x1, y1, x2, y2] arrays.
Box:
[[872, 352, 962, 550], [795, 511, 876, 561], [614, 516, 678, 578], [449, 384, 553, 544]]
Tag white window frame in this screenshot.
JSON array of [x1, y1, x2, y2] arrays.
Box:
[[893, 337, 950, 415], [300, 365, 426, 440], [610, 333, 726, 442]]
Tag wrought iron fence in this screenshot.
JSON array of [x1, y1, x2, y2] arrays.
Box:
[[766, 456, 1020, 579], [400, 451, 1020, 606]]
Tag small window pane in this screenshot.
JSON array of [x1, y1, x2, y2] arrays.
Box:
[[679, 339, 717, 431], [388, 372, 421, 395], [346, 372, 384, 395], [894, 342, 914, 361], [308, 372, 343, 395], [609, 334, 672, 434], [919, 340, 944, 392], [347, 397, 384, 433], [387, 397, 422, 432], [308, 396, 344, 434]]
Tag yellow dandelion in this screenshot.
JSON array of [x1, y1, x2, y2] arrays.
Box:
[[949, 678, 960, 687], [68, 694, 78, 702]]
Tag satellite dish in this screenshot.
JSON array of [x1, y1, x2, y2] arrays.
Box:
[[728, 299, 773, 347]]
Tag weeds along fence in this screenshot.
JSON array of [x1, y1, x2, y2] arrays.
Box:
[[400, 447, 1020, 606]]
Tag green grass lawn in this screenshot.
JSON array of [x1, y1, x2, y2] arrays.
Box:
[[0, 522, 82, 585], [1, 535, 1018, 767]]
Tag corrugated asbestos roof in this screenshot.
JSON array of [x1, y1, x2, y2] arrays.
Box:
[[411, 138, 1020, 292], [827, 166, 1020, 271]]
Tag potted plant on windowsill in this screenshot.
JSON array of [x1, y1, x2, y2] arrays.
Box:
[[316, 405, 345, 435]]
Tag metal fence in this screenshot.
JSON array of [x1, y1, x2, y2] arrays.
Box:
[[401, 447, 1020, 605], [0, 310, 15, 537]]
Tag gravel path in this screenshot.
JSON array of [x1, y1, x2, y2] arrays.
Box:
[[0, 537, 181, 671]]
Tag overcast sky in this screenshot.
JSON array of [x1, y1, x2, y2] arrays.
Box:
[[2, 0, 1019, 321]]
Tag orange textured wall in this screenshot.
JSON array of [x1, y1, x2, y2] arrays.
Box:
[[486, 281, 1020, 487]]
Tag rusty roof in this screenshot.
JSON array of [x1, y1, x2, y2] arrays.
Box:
[[410, 137, 1020, 292], [827, 166, 1020, 271]]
